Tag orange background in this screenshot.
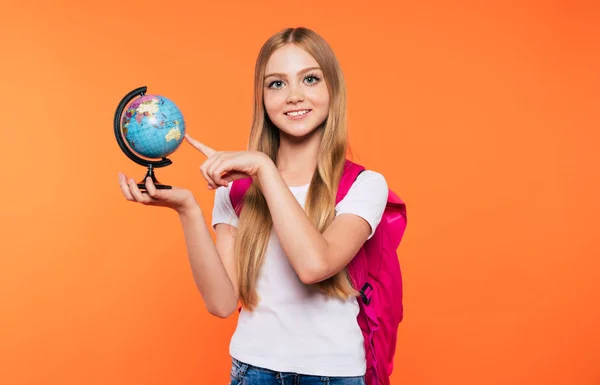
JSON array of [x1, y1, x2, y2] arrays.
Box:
[[1, 1, 599, 384]]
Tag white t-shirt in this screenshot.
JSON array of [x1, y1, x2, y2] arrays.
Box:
[[211, 170, 389, 376]]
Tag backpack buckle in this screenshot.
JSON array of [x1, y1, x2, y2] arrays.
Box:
[[360, 282, 372, 305]]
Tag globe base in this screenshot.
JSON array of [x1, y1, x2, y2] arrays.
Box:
[[137, 164, 172, 192]]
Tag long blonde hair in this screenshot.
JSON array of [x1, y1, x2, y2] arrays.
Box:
[[235, 27, 358, 311]]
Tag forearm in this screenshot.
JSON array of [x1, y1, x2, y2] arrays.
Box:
[[178, 205, 238, 317], [257, 164, 329, 283]]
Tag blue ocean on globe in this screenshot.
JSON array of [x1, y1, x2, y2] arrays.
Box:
[[121, 95, 185, 159]]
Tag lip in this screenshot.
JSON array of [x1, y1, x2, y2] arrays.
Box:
[[284, 109, 312, 120]]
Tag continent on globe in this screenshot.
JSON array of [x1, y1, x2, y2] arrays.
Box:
[[165, 124, 182, 143], [136, 98, 160, 115]]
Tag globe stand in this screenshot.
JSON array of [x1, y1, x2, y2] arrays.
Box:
[[114, 86, 178, 194], [137, 164, 172, 192]]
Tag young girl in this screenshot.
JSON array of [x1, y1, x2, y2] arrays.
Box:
[[118, 27, 389, 385]]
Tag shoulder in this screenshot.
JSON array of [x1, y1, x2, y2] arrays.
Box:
[[355, 169, 388, 189], [340, 169, 388, 203], [336, 169, 389, 239]]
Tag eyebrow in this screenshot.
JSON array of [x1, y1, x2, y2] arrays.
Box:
[[264, 66, 322, 79]]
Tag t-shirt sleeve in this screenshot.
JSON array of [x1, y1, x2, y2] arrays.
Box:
[[211, 182, 239, 230], [335, 170, 388, 240]]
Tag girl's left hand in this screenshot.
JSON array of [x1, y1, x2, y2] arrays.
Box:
[[185, 133, 273, 190]]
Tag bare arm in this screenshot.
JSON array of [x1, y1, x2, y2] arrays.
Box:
[[257, 163, 372, 285], [178, 204, 239, 318], [117, 172, 239, 318]]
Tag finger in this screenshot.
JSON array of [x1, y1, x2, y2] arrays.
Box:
[[220, 173, 233, 186], [185, 133, 216, 157], [145, 177, 163, 200], [128, 178, 152, 204], [207, 153, 229, 187], [201, 154, 222, 189], [221, 171, 247, 184], [118, 172, 135, 201], [200, 161, 216, 189], [212, 158, 231, 186]]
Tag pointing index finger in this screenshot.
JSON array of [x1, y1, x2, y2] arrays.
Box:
[[185, 133, 216, 157]]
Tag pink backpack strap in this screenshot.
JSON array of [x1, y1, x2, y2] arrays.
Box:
[[336, 160, 365, 204], [229, 177, 252, 217]]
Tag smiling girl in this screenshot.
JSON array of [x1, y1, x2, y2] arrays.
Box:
[[118, 27, 390, 385]]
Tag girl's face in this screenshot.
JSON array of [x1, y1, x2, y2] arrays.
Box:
[[263, 44, 330, 139]]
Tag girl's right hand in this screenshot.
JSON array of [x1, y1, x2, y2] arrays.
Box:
[[118, 172, 198, 214]]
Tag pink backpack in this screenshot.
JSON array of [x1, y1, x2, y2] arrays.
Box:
[[229, 159, 408, 385]]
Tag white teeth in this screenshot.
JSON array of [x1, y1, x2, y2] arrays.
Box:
[[285, 110, 310, 116]]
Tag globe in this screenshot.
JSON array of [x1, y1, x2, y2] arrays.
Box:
[[122, 95, 185, 159], [114, 86, 186, 191]]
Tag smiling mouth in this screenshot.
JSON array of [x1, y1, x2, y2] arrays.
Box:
[[284, 109, 311, 117]]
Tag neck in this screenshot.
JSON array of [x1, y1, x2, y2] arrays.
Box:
[[276, 127, 323, 186]]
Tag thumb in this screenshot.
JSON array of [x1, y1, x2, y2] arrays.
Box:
[[145, 177, 166, 200], [185, 133, 216, 157]]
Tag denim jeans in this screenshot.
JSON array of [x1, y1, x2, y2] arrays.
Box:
[[229, 357, 366, 385]]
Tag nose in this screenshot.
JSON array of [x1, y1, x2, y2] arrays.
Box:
[[286, 84, 304, 104]]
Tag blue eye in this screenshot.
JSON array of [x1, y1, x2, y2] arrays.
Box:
[[304, 74, 321, 85], [268, 80, 285, 89]]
